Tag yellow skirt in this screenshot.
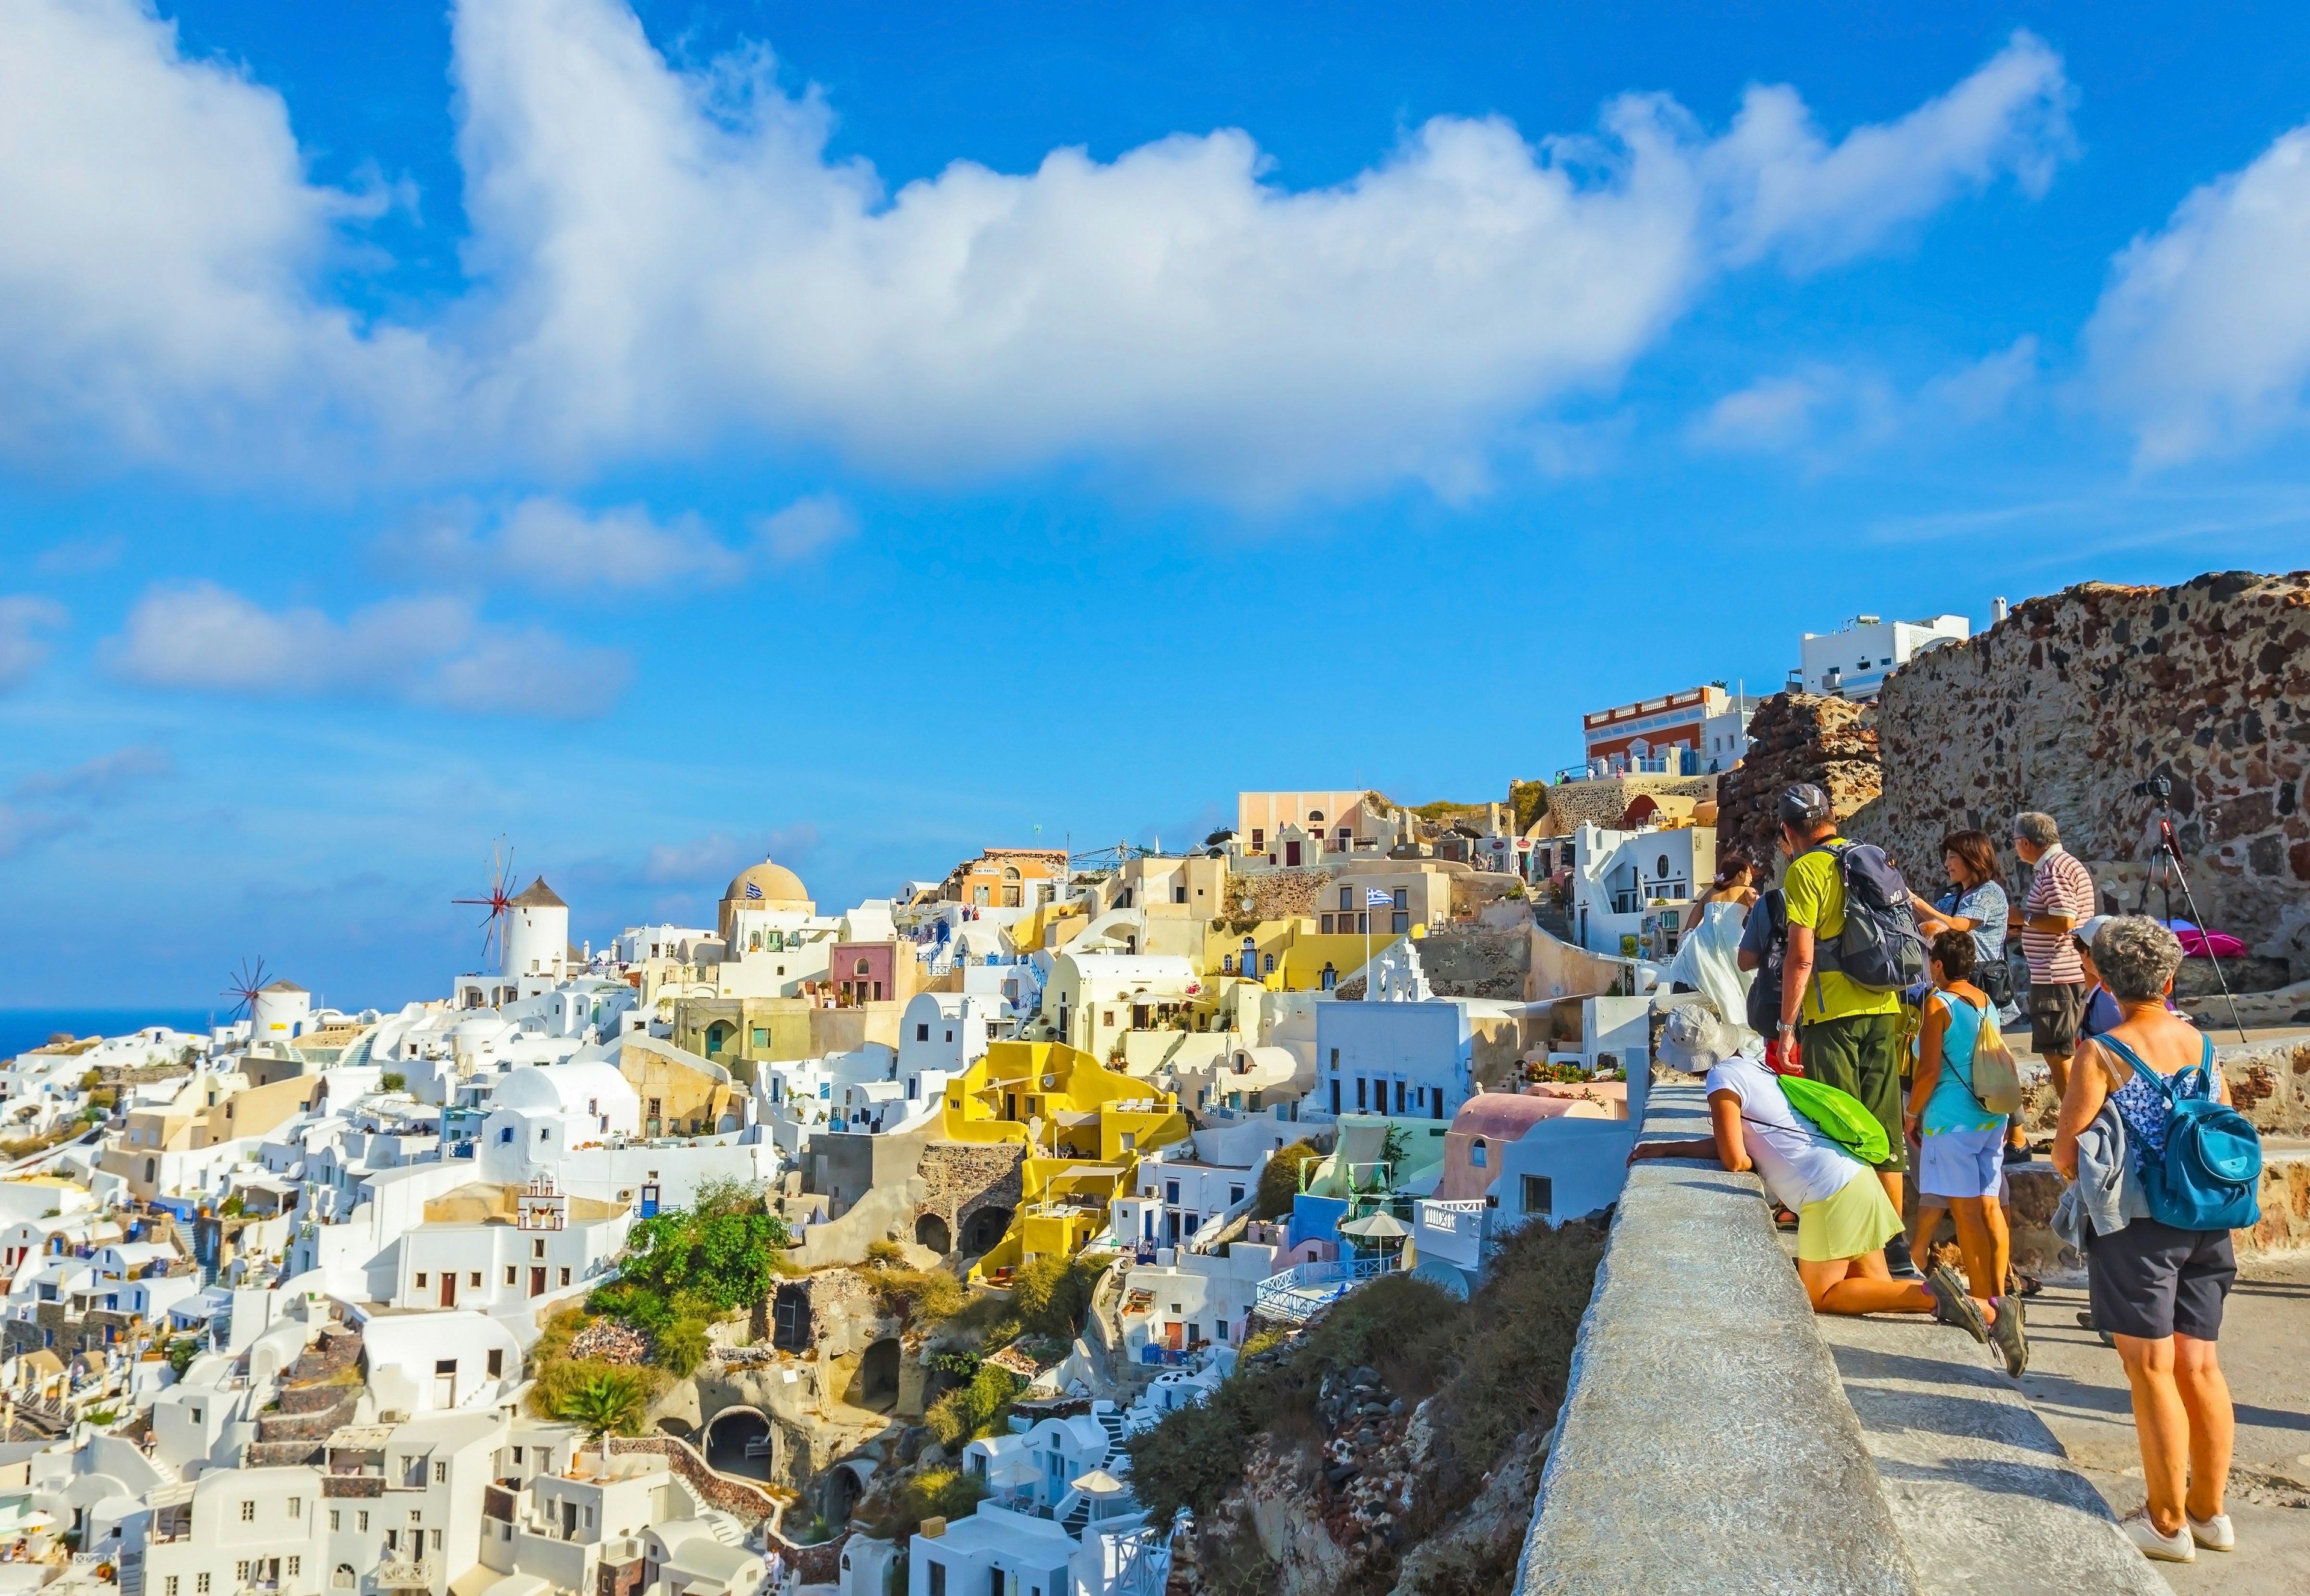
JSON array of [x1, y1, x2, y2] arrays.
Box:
[[1796, 1175, 1905, 1263]]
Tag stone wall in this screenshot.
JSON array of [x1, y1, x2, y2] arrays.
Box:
[[1417, 928, 1530, 1000], [1714, 693, 1881, 873], [916, 1142, 1024, 1240], [1876, 571, 2310, 975], [1233, 867, 1340, 922]]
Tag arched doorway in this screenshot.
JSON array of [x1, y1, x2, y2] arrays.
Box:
[[771, 1283, 812, 1351], [703, 1407, 774, 1480], [959, 1205, 1012, 1256], [824, 1462, 867, 1525], [914, 1212, 951, 1254], [705, 1021, 734, 1057], [853, 1338, 901, 1411]]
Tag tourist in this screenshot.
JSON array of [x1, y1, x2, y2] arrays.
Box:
[[1668, 851, 1758, 1021], [1737, 884, 1788, 1038], [1630, 1034, 1981, 1326], [2010, 810, 2096, 1104], [2053, 917, 2238, 1565], [1910, 828, 2011, 1010], [1905, 929, 2027, 1376], [1684, 850, 1760, 934], [1773, 784, 1917, 1276]]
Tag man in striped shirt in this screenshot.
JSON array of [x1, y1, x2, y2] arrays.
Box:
[[2009, 811, 2098, 1104]]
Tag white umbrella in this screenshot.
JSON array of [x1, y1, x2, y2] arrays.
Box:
[[1340, 1212, 1409, 1240]]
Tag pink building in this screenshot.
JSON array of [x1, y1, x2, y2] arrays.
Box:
[[1432, 1092, 1610, 1203]]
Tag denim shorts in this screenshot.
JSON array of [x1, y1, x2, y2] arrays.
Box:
[[1917, 1126, 2007, 1200]]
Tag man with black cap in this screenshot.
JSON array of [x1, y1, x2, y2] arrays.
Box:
[[1773, 782, 1920, 1278]]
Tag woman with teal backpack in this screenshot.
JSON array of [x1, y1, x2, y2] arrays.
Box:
[[2054, 916, 2262, 1567]]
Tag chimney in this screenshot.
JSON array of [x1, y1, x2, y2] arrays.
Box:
[[1991, 596, 2009, 625]]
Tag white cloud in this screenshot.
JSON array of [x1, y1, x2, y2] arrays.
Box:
[[0, 596, 67, 691], [0, 0, 445, 467], [0, 804, 86, 860], [2083, 124, 2310, 466], [102, 581, 626, 716], [1691, 338, 2037, 462], [1702, 33, 2072, 270], [12, 742, 176, 806], [0, 1, 2074, 501], [638, 824, 819, 887], [753, 495, 856, 561], [392, 498, 748, 590]]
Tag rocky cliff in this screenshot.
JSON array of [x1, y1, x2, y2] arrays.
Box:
[[1713, 692, 1882, 870], [1129, 1218, 1606, 1596], [1876, 570, 2310, 975]]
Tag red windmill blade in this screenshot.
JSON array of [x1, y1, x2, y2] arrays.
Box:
[[222, 956, 269, 1019], [452, 838, 517, 964]]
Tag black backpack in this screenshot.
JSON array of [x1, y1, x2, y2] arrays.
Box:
[[1745, 890, 1788, 1036], [1804, 840, 1927, 993]]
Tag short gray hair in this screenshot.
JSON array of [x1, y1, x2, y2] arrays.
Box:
[[2092, 916, 2184, 1003], [2013, 812, 2061, 848]]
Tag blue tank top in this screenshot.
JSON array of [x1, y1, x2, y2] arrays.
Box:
[[1917, 991, 2000, 1135]]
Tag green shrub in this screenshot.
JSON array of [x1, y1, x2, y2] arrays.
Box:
[[379, 1071, 407, 1093], [1254, 1141, 1321, 1219], [870, 1268, 964, 1328], [650, 1318, 710, 1378], [863, 1239, 907, 1268], [1008, 1254, 1105, 1341], [924, 1366, 1021, 1450], [896, 1467, 986, 1531]]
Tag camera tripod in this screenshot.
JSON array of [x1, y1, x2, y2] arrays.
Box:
[[2133, 787, 2250, 1043]]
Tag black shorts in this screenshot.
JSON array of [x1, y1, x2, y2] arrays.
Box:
[[2084, 1218, 2235, 1342], [2027, 980, 2086, 1055]]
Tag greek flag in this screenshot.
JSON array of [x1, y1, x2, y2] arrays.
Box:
[[745, 881, 763, 900], [1366, 889, 1393, 907]]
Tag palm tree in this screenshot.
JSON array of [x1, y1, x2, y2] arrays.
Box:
[[555, 1372, 650, 1472]]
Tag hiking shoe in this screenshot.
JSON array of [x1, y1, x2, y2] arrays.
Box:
[[2122, 1511, 2195, 1563], [2187, 1512, 2235, 1552], [1989, 1296, 2028, 1376], [1885, 1234, 1924, 1280], [2002, 1142, 2033, 1164], [1927, 1266, 1987, 1343]]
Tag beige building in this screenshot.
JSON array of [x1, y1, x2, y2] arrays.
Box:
[[1236, 791, 1368, 858], [939, 847, 1068, 908]]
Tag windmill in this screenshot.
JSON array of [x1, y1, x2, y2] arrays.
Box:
[[453, 838, 517, 968], [222, 956, 269, 1022]]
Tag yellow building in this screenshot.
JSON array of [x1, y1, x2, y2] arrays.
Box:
[[1204, 922, 1411, 994], [940, 1041, 1190, 1281]]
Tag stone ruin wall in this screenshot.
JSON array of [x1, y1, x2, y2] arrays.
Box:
[[915, 1141, 1024, 1237], [1714, 692, 1883, 872], [1876, 570, 2310, 977]]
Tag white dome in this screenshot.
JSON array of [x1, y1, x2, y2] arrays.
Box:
[[493, 1062, 635, 1114]]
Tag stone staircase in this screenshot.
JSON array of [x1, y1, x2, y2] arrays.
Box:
[[244, 1328, 363, 1467]]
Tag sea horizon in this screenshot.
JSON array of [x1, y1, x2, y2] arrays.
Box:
[[0, 1007, 225, 1063]]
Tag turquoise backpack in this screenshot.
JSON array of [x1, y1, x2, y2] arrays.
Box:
[[2104, 1034, 2262, 1231]]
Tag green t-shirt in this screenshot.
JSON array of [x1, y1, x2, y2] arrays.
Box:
[[1781, 839, 1903, 1023]]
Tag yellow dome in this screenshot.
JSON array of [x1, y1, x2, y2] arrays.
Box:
[[723, 858, 812, 909]]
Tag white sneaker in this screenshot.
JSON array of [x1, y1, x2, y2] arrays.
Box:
[[2188, 1512, 2236, 1551], [2122, 1511, 2196, 1563]]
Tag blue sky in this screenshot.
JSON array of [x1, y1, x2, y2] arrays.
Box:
[[3, 0, 2309, 1009]]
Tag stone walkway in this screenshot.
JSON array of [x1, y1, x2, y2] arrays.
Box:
[[1816, 1310, 2165, 1595], [2016, 1254, 2310, 1596]]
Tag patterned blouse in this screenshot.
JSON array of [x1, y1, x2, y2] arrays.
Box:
[[2099, 1033, 2214, 1159]]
